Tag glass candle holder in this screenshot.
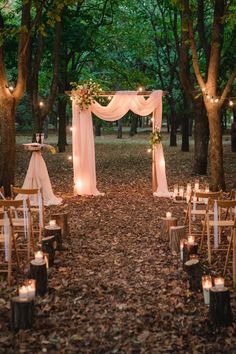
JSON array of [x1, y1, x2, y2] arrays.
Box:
[[202, 275, 212, 305]]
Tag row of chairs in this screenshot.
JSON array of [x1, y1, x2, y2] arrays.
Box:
[[0, 186, 45, 285], [184, 189, 236, 284]]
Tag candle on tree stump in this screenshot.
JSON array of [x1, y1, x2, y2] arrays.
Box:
[[209, 286, 233, 326], [35, 250, 44, 263], [214, 276, 225, 289], [49, 219, 57, 228], [166, 212, 172, 218], [202, 275, 212, 305], [19, 286, 28, 299]]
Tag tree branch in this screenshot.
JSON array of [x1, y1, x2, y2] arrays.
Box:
[[220, 66, 236, 105]]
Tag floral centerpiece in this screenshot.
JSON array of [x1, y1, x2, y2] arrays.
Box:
[[149, 128, 162, 149], [70, 79, 102, 110]]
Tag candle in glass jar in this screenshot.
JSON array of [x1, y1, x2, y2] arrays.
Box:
[[19, 285, 28, 298], [35, 250, 44, 263], [49, 219, 56, 228], [214, 276, 224, 289], [188, 235, 195, 245], [166, 212, 172, 218], [202, 275, 212, 305], [27, 279, 36, 299], [180, 239, 185, 261]]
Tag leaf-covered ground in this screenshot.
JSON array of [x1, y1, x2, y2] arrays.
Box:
[[0, 134, 236, 353]]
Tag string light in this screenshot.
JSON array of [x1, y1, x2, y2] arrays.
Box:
[[147, 148, 152, 153], [138, 86, 143, 92], [69, 127, 73, 131], [39, 101, 44, 108], [68, 155, 72, 161], [108, 96, 112, 100], [9, 86, 14, 92], [201, 87, 235, 107]]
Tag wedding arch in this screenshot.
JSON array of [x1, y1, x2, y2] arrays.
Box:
[[69, 90, 172, 198]]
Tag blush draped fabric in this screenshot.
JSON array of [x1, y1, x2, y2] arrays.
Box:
[[72, 90, 171, 197]]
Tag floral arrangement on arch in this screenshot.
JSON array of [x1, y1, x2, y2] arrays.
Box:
[[149, 128, 162, 149], [70, 79, 102, 110]]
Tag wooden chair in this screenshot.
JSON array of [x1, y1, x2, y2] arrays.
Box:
[[0, 186, 5, 199], [11, 186, 45, 241], [0, 199, 35, 262], [204, 199, 236, 265], [186, 191, 222, 237], [0, 209, 20, 285]]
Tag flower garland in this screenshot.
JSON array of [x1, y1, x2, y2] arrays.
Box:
[[70, 79, 102, 110], [149, 128, 162, 149]]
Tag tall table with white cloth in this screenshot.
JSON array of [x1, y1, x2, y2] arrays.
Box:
[[20, 143, 62, 206]]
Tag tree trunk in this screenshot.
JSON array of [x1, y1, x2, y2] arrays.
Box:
[[94, 120, 102, 137], [168, 98, 177, 146], [0, 93, 16, 195], [58, 98, 67, 152], [181, 94, 191, 152], [193, 97, 209, 174], [129, 115, 138, 137], [117, 118, 122, 139], [207, 106, 225, 190]]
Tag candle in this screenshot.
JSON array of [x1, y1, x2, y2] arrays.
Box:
[[180, 239, 185, 261], [35, 250, 44, 263], [214, 276, 225, 289], [204, 185, 210, 204], [202, 275, 212, 305], [194, 179, 199, 191], [49, 220, 56, 228], [19, 285, 28, 298], [166, 212, 172, 218], [27, 279, 36, 299], [188, 235, 195, 245]]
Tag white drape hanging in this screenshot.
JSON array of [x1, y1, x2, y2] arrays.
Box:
[[72, 90, 171, 197]]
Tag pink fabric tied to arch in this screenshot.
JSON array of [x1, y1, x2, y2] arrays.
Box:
[[72, 90, 172, 197]]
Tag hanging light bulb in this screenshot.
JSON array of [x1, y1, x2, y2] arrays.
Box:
[[206, 94, 210, 100], [147, 148, 152, 153], [202, 87, 206, 92], [68, 155, 72, 161], [229, 100, 233, 106], [210, 97, 214, 103], [214, 98, 219, 103]]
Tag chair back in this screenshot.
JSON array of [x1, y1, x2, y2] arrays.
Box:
[[195, 190, 222, 200], [0, 186, 5, 199]]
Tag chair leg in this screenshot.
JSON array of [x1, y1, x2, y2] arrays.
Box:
[[200, 219, 206, 252], [207, 222, 211, 264], [223, 231, 233, 276]]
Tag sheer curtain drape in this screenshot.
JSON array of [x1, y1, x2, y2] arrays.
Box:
[[72, 90, 171, 197]]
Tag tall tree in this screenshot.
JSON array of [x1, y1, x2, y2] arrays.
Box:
[[0, 0, 76, 194], [182, 0, 236, 190]]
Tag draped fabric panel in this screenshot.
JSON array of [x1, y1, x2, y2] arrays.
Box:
[[72, 90, 171, 197]]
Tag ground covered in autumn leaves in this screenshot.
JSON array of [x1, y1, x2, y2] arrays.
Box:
[[1, 133, 236, 353]]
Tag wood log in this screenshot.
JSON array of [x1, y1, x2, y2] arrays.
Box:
[[51, 213, 69, 238], [10, 296, 35, 331], [30, 260, 47, 296], [41, 235, 56, 267], [169, 225, 187, 253], [44, 225, 62, 250], [209, 287, 233, 326], [160, 217, 178, 241], [183, 242, 198, 268], [185, 259, 202, 291]]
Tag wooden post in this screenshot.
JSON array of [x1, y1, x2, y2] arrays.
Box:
[[44, 225, 62, 250], [209, 287, 233, 326], [41, 235, 56, 267], [169, 226, 187, 252], [30, 260, 47, 296], [185, 259, 202, 291], [160, 217, 178, 241], [10, 296, 35, 331], [51, 213, 69, 238]]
